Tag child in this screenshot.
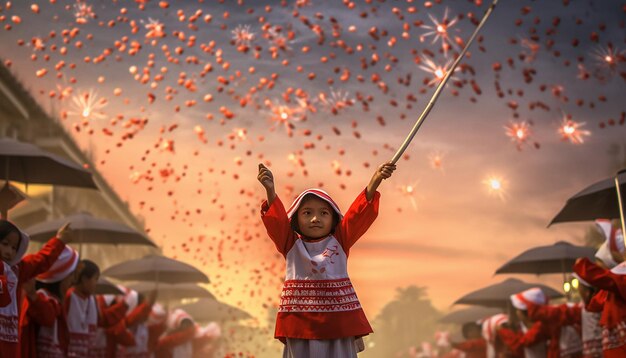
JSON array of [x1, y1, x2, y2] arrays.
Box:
[[257, 161, 396, 357], [65, 259, 128, 357], [452, 322, 487, 358], [155, 309, 197, 358], [0, 220, 72, 357], [481, 313, 508, 358], [21, 243, 80, 357], [574, 220, 626, 358], [497, 288, 550, 358]]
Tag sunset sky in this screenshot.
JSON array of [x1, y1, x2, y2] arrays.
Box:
[[1, 0, 625, 328]]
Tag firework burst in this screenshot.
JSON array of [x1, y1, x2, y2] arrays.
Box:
[[592, 45, 624, 70], [504, 121, 532, 149], [558, 115, 590, 144], [428, 151, 445, 171], [318, 88, 353, 114], [232, 24, 255, 47], [399, 181, 420, 210], [68, 90, 107, 120], [418, 56, 456, 86], [73, 1, 95, 24], [420, 8, 459, 54]]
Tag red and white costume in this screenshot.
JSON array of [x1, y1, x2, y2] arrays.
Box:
[[65, 287, 99, 357], [0, 231, 65, 357], [574, 257, 626, 358], [525, 301, 584, 358], [482, 314, 508, 358], [30, 244, 80, 358], [498, 288, 549, 358], [261, 188, 379, 354], [155, 309, 196, 358]]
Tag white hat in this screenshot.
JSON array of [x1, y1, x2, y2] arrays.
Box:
[[286, 188, 343, 219], [167, 308, 193, 330], [596, 219, 624, 253], [36, 245, 79, 283], [510, 287, 547, 310], [595, 242, 619, 269], [195, 322, 221, 338], [116, 285, 139, 313]]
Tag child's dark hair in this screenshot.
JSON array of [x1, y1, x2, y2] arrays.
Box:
[[290, 194, 341, 236], [76, 259, 100, 284], [0, 220, 20, 242], [36, 281, 62, 300], [461, 322, 481, 340]]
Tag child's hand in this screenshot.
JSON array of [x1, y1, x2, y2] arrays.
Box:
[[258, 163, 275, 192], [56, 222, 74, 244], [375, 162, 396, 181], [258, 163, 277, 205], [366, 162, 397, 201]]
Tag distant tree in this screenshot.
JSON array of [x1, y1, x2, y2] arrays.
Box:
[[362, 285, 442, 357]]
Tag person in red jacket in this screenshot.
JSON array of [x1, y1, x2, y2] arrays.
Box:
[[0, 220, 72, 357], [155, 309, 196, 358], [452, 321, 486, 358], [65, 259, 128, 357], [497, 288, 550, 358], [258, 161, 395, 357], [20, 243, 80, 357]]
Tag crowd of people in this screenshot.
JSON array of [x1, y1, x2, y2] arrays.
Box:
[[411, 219, 625, 358], [0, 220, 221, 358]]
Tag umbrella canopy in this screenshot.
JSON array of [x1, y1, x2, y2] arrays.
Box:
[[0, 137, 96, 188], [102, 255, 209, 284], [129, 282, 215, 301], [550, 172, 626, 225], [454, 278, 563, 308], [495, 241, 596, 275], [25, 212, 156, 246], [176, 298, 252, 322], [439, 306, 503, 324], [97, 277, 123, 295]]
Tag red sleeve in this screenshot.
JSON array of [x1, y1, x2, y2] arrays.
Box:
[[586, 290, 607, 312], [148, 322, 167, 352], [452, 338, 487, 352], [27, 291, 61, 327], [126, 302, 151, 327], [0, 264, 10, 307], [575, 258, 626, 299], [526, 302, 581, 326], [335, 189, 380, 254], [107, 320, 136, 347], [97, 296, 129, 327], [18, 238, 66, 282], [156, 325, 196, 351], [261, 196, 297, 256], [498, 322, 546, 353]]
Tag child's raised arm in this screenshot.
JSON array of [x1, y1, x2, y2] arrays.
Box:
[[257, 163, 276, 206], [366, 162, 396, 201]]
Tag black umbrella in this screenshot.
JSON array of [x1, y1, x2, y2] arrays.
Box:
[[96, 277, 123, 295], [103, 255, 209, 284], [25, 212, 156, 247], [550, 170, 626, 228], [0, 137, 96, 188], [454, 278, 563, 308], [439, 306, 503, 324], [176, 298, 252, 322], [495, 241, 596, 275]]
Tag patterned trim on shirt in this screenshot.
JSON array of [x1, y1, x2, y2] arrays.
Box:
[[602, 322, 626, 351], [279, 278, 362, 312]]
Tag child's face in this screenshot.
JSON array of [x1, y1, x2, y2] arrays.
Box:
[[0, 231, 20, 263], [78, 273, 99, 296], [297, 196, 334, 239]]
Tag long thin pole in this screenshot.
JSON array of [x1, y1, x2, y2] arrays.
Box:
[[616, 169, 626, 243], [391, 0, 500, 164]]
